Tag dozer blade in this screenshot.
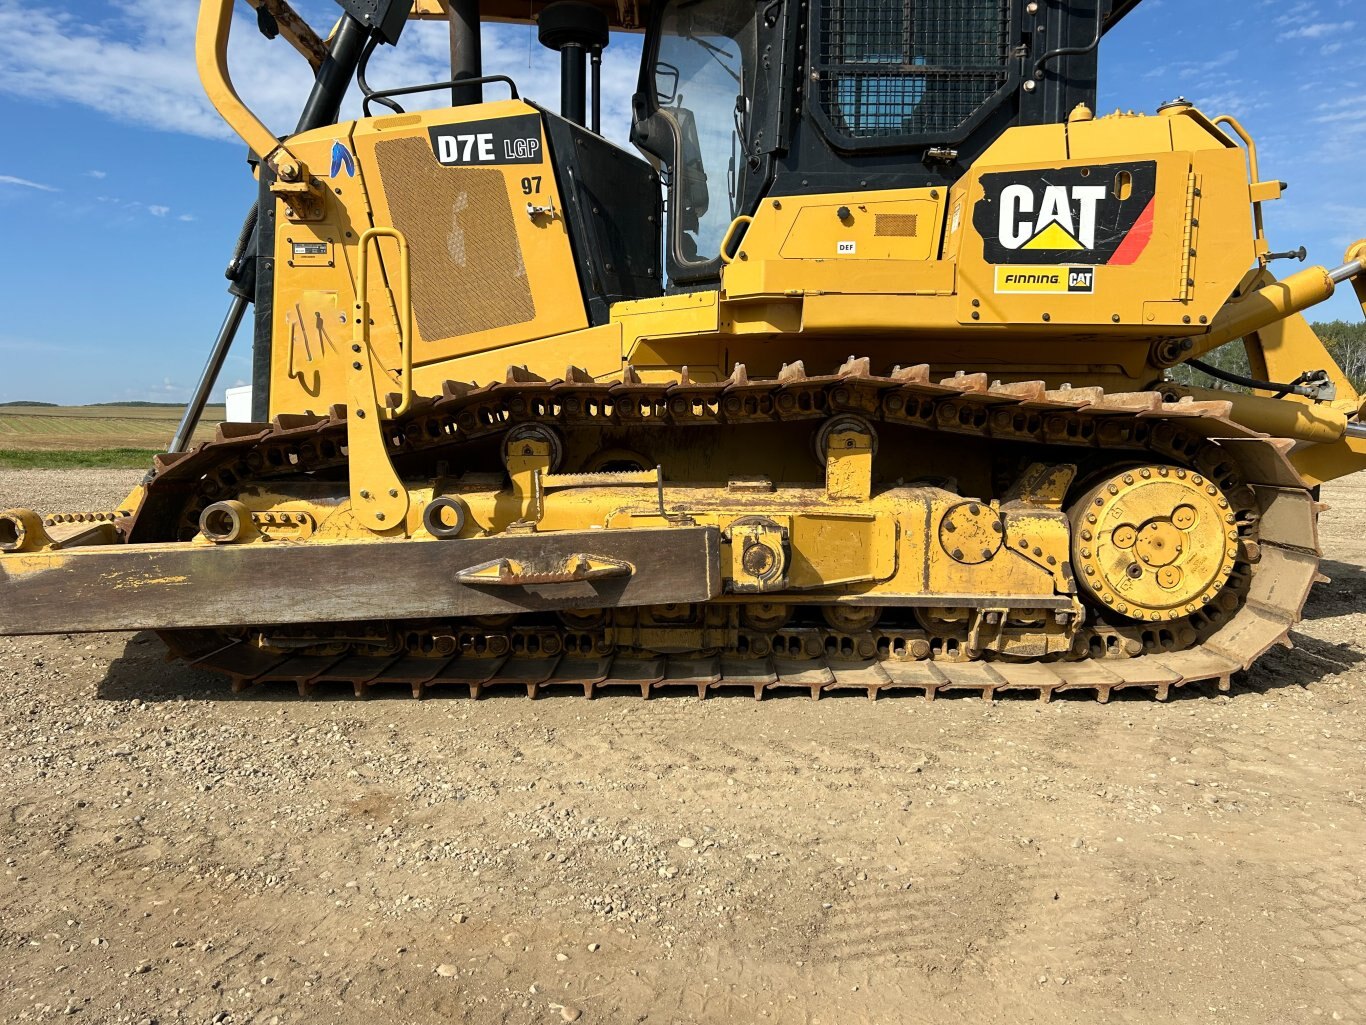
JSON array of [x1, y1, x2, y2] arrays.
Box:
[[0, 526, 721, 636]]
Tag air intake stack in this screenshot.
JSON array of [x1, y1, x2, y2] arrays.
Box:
[[538, 1, 609, 130]]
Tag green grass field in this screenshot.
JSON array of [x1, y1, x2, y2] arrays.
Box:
[[0, 404, 225, 468], [0, 448, 163, 469]]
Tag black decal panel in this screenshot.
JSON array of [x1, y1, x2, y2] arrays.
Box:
[[974, 161, 1158, 265], [428, 114, 545, 166]]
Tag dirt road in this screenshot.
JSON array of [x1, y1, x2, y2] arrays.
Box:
[[2, 470, 1364, 1024]]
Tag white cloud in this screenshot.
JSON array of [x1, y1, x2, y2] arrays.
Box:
[[0, 0, 318, 142], [178, 213, 195, 222], [0, 174, 58, 191], [1281, 21, 1356, 39], [147, 204, 170, 217], [0, 0, 643, 151], [85, 169, 107, 179]]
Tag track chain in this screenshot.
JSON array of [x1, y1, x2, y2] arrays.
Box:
[[140, 357, 1322, 702]]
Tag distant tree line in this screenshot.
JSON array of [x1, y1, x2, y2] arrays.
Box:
[[1170, 320, 1366, 394]]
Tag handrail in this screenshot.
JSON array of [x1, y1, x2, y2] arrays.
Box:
[[196, 0, 303, 174], [1212, 114, 1261, 184], [361, 75, 520, 116], [718, 215, 754, 266], [1213, 113, 1270, 263], [354, 228, 414, 419]]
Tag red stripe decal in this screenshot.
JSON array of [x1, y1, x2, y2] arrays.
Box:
[[1107, 198, 1156, 266]]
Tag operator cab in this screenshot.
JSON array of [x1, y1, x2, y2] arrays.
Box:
[[627, 0, 1131, 290]]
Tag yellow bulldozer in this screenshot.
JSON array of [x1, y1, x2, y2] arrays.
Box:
[[3, 0, 1364, 701]]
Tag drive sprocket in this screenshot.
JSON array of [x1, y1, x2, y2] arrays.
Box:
[[1070, 465, 1239, 623]]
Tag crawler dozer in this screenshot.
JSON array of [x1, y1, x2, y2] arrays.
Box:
[[4, 0, 1366, 701]]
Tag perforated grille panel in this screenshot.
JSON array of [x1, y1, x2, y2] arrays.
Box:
[[375, 136, 535, 343], [815, 0, 1011, 140], [875, 213, 920, 237]]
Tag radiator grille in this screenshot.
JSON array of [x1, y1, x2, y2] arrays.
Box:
[[875, 212, 920, 237], [816, 0, 1010, 140], [374, 135, 535, 343]]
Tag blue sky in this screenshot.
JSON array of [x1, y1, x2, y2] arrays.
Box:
[[0, 0, 1362, 404]]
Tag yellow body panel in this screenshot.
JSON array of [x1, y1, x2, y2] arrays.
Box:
[[183, 82, 1366, 505], [266, 101, 590, 416]]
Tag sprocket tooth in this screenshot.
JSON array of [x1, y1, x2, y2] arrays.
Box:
[[441, 379, 476, 399], [504, 365, 546, 384], [621, 365, 643, 385], [777, 360, 807, 383], [214, 421, 271, 443], [726, 363, 750, 386], [153, 450, 198, 473], [838, 356, 872, 379], [1158, 397, 1234, 418], [1042, 385, 1104, 407], [937, 371, 990, 393], [272, 413, 327, 431], [563, 366, 594, 384], [987, 380, 1047, 400], [1096, 391, 1164, 412], [890, 364, 931, 383]]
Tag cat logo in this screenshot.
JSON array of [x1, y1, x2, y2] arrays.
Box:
[[995, 265, 1095, 295], [999, 184, 1109, 251], [975, 161, 1158, 266]]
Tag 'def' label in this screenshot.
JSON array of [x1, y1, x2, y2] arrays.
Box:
[[428, 114, 543, 166], [995, 266, 1095, 295]]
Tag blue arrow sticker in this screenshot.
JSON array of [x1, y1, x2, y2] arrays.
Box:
[[329, 141, 355, 178]]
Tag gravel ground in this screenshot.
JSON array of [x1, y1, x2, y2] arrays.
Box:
[[1, 468, 1365, 1025]]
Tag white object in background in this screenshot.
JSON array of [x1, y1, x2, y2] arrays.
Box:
[[225, 386, 253, 424]]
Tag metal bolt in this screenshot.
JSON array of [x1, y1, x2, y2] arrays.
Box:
[[360, 490, 371, 499], [376, 512, 386, 522], [389, 489, 399, 498]]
